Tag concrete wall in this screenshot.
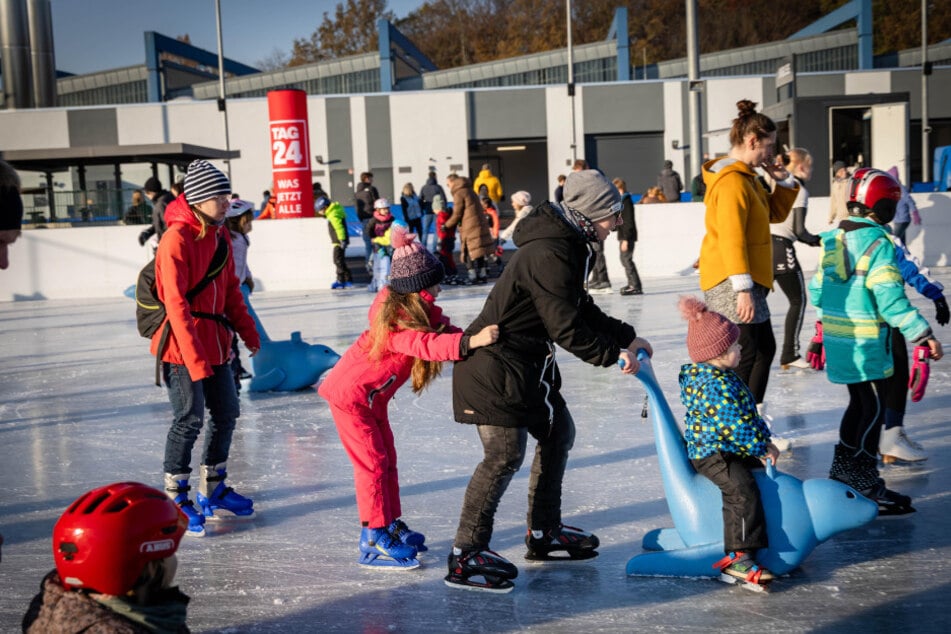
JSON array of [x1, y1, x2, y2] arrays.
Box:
[[3, 193, 948, 302]]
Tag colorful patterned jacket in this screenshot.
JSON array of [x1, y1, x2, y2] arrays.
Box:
[[679, 363, 771, 460]]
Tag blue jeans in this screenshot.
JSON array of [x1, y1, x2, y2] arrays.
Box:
[[453, 406, 576, 550], [420, 214, 436, 251], [163, 362, 240, 475]]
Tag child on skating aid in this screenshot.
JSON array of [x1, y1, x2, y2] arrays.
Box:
[[226, 199, 255, 390], [678, 295, 779, 588], [367, 198, 395, 292], [318, 226, 499, 569], [316, 196, 353, 289], [809, 168, 943, 515], [23, 482, 190, 633]]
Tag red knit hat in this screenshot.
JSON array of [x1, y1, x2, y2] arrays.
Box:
[[679, 295, 739, 363]]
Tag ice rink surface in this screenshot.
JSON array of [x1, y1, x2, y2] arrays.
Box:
[[2, 271, 951, 633]]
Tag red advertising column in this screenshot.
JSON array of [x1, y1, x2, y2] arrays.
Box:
[[266, 89, 313, 218]]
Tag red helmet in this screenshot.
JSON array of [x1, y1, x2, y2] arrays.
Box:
[[53, 482, 186, 595], [847, 167, 901, 223]]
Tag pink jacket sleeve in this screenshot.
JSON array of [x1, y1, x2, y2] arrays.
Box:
[[387, 329, 465, 362]]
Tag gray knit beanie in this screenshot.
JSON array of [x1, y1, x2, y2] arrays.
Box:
[[563, 170, 622, 222], [184, 160, 231, 205]]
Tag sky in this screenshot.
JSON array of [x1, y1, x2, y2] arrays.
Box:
[[49, 0, 426, 75]]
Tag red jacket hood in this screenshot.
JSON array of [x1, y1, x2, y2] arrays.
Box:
[[164, 193, 208, 232]]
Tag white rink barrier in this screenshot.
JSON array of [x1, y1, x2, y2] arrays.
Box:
[[3, 193, 949, 301]]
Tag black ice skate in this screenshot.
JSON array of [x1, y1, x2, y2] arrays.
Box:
[[444, 548, 518, 593], [863, 481, 916, 517], [525, 524, 599, 561]]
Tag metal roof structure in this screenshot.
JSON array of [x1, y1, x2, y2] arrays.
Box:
[[0, 143, 240, 173]]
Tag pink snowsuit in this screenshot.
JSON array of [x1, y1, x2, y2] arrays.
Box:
[[318, 287, 464, 527]]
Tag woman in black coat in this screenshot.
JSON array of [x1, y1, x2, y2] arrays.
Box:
[[445, 170, 654, 593]]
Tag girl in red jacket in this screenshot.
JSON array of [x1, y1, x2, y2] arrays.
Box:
[[155, 160, 261, 538], [319, 226, 498, 569]]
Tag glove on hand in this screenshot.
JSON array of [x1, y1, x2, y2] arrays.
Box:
[[909, 345, 931, 403], [138, 229, 151, 246], [911, 209, 922, 225], [806, 321, 825, 370], [935, 297, 949, 327]]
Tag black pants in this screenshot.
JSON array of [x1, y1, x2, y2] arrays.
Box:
[[692, 453, 768, 553], [619, 241, 642, 291], [736, 320, 776, 405], [405, 216, 423, 237], [774, 270, 806, 365], [588, 240, 609, 285], [333, 244, 352, 283], [883, 328, 908, 429], [841, 379, 887, 459], [453, 406, 576, 551]]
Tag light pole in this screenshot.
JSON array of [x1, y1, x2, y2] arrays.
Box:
[[921, 0, 930, 184], [566, 0, 577, 163], [215, 0, 232, 181], [686, 0, 702, 186]]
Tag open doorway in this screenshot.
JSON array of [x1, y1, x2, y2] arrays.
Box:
[[468, 139, 547, 212], [829, 106, 871, 170]]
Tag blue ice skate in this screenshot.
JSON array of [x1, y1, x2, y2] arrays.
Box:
[[624, 350, 878, 580], [359, 527, 420, 569], [164, 474, 206, 537], [389, 519, 428, 552], [196, 463, 255, 520]]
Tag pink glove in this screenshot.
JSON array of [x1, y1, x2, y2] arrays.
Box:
[[909, 345, 931, 402], [911, 208, 922, 225], [806, 321, 825, 370]]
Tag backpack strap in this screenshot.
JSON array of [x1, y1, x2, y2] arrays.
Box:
[[153, 234, 233, 386]]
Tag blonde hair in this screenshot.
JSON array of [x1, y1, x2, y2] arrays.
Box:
[[367, 291, 443, 393], [402, 182, 415, 195], [189, 205, 211, 240], [787, 147, 811, 168], [131, 190, 144, 206]]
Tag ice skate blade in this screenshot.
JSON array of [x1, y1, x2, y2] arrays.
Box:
[[444, 575, 514, 593], [524, 549, 599, 562], [719, 572, 770, 593], [881, 453, 927, 465], [184, 527, 206, 538], [875, 505, 917, 518], [204, 508, 255, 521], [358, 553, 420, 570]]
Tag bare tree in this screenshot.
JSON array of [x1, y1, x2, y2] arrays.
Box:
[[256, 48, 291, 72]]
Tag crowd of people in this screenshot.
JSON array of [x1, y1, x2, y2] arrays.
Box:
[[5, 95, 947, 627]]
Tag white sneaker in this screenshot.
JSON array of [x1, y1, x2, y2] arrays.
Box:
[[879, 427, 927, 463], [781, 357, 811, 370], [757, 403, 792, 452]]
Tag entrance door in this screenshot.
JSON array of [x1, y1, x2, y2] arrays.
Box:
[[828, 102, 908, 176], [871, 102, 909, 181]]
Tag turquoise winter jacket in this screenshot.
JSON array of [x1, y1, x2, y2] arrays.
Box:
[[808, 217, 931, 385]]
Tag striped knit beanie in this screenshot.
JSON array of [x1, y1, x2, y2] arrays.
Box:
[[388, 225, 444, 294], [184, 160, 230, 205], [679, 295, 739, 363]]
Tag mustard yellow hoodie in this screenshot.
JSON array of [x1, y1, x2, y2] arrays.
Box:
[[699, 157, 797, 291]]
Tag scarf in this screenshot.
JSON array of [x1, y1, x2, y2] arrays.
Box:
[[556, 203, 599, 243], [93, 587, 190, 634]]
